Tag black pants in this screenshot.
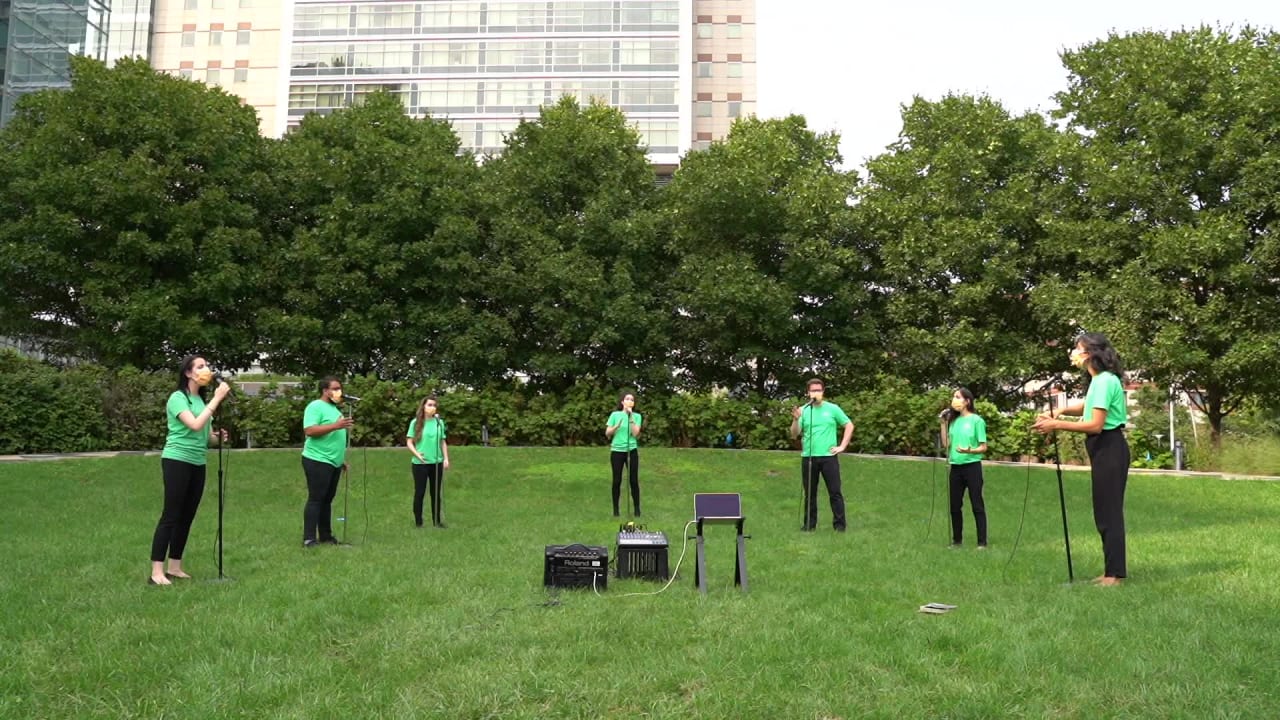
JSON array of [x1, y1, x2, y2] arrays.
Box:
[[302, 457, 343, 543], [949, 461, 987, 545], [151, 459, 207, 562], [1086, 428, 1130, 578], [411, 462, 444, 526], [610, 450, 640, 515], [802, 455, 846, 530]]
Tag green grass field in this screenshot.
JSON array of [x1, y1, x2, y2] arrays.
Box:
[[3, 448, 1279, 719]]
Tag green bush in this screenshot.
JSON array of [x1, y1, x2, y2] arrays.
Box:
[[1, 350, 1275, 476]]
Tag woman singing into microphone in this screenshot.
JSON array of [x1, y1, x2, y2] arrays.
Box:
[[605, 392, 642, 517], [940, 387, 988, 549], [1033, 332, 1131, 586], [406, 395, 450, 528], [149, 355, 231, 585]]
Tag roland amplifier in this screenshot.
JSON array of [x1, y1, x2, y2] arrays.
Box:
[[543, 544, 609, 589]]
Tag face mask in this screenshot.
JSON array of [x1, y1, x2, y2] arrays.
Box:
[[950, 398, 966, 411], [1070, 349, 1087, 369], [623, 399, 634, 410], [194, 368, 213, 387], [330, 389, 343, 403], [424, 404, 437, 416]]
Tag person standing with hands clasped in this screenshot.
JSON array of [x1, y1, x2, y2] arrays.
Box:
[[406, 395, 450, 528], [791, 378, 854, 532], [940, 387, 988, 549], [1033, 332, 1131, 587], [301, 377, 353, 547], [149, 355, 231, 585], [605, 392, 643, 517]]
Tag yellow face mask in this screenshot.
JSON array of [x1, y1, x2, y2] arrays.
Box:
[[1069, 348, 1088, 369], [330, 389, 343, 403], [951, 398, 966, 411], [194, 367, 213, 387]]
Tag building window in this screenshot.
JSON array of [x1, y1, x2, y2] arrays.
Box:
[[697, 24, 712, 39], [237, 30, 251, 45], [209, 31, 222, 46], [179, 68, 193, 79], [207, 68, 221, 84], [696, 101, 712, 117], [181, 32, 196, 47], [212, 0, 224, 7], [727, 62, 743, 78], [696, 62, 712, 78], [184, 0, 197, 9], [727, 24, 742, 38], [728, 101, 742, 118], [239, 0, 253, 6], [234, 68, 248, 83]]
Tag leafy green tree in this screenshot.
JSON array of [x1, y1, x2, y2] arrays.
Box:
[[0, 57, 272, 370], [478, 97, 674, 392], [1037, 27, 1280, 444], [663, 115, 873, 397], [858, 95, 1076, 405], [259, 93, 497, 382]]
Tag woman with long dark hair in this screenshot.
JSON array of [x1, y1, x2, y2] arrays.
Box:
[[605, 391, 643, 517], [406, 395, 450, 528], [149, 354, 231, 585], [940, 387, 988, 548], [1033, 332, 1131, 586]]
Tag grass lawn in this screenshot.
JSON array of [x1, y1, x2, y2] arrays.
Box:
[[2, 447, 1279, 719]]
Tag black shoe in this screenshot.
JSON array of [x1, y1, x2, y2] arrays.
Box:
[[434, 522, 448, 529], [834, 527, 847, 533], [164, 573, 192, 580], [948, 542, 962, 549], [320, 537, 341, 545], [303, 539, 319, 548]]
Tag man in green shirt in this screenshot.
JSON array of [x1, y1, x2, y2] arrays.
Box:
[[301, 376, 354, 547], [790, 378, 855, 532]]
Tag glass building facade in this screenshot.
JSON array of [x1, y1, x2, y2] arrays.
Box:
[[0, 0, 110, 125], [105, 0, 153, 65], [286, 0, 689, 160]]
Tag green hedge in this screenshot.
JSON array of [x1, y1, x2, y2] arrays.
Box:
[[0, 351, 1092, 463]]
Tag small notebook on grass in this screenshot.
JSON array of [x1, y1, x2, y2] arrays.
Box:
[[918, 602, 957, 615]]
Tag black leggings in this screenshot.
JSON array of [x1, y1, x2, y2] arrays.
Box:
[[1086, 428, 1130, 578], [610, 450, 640, 515], [411, 463, 444, 526], [151, 459, 207, 562], [302, 456, 343, 542], [802, 455, 847, 530], [948, 461, 987, 545]]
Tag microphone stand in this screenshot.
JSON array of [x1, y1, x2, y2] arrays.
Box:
[[1049, 390, 1075, 583], [213, 397, 232, 582], [340, 399, 353, 545], [435, 415, 446, 528]]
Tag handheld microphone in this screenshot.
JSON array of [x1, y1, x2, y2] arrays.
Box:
[[343, 394, 363, 402]]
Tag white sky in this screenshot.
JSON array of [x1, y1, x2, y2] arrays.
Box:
[[756, 0, 1280, 173]]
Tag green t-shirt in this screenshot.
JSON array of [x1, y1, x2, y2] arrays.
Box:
[[302, 399, 347, 467], [161, 390, 209, 466], [1084, 371, 1127, 431], [607, 411, 642, 452], [798, 402, 852, 457], [406, 417, 448, 464], [947, 413, 987, 465]]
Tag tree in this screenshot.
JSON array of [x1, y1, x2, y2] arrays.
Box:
[[663, 115, 873, 397], [858, 95, 1076, 406], [259, 92, 496, 382], [1037, 27, 1280, 444], [0, 57, 272, 370], [478, 97, 674, 392]]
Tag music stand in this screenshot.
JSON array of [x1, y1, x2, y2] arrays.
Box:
[[692, 493, 749, 595]]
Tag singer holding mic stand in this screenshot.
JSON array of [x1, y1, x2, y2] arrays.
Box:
[[1033, 332, 1130, 587], [791, 378, 854, 532], [940, 387, 989, 549], [149, 355, 231, 585], [605, 392, 643, 517], [406, 395, 450, 528], [301, 377, 353, 548]]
